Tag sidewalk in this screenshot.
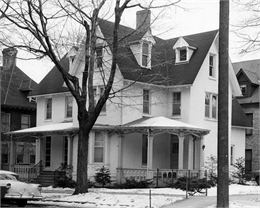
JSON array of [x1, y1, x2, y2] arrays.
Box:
[[162, 194, 260, 208]]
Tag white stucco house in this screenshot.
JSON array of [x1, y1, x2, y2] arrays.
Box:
[[8, 10, 250, 186]]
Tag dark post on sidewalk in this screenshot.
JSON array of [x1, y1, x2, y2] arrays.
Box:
[[217, 0, 229, 207]]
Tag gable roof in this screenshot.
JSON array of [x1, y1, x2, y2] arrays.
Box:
[[1, 65, 37, 110], [98, 18, 218, 86], [232, 97, 251, 128], [29, 55, 70, 96], [233, 59, 260, 76]]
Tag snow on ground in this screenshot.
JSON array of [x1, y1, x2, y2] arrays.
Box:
[[29, 184, 260, 208]]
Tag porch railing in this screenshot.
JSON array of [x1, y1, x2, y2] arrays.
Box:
[[117, 168, 205, 187], [12, 160, 42, 182]]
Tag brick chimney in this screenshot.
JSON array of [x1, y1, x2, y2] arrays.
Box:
[[2, 47, 18, 70], [136, 10, 151, 32]]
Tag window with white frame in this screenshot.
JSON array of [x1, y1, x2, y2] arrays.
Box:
[[1, 112, 10, 132], [172, 92, 181, 116], [240, 84, 247, 97], [93, 86, 106, 112], [142, 135, 148, 165], [179, 48, 187, 61], [205, 92, 218, 119], [65, 96, 73, 118], [209, 54, 216, 78], [142, 42, 149, 67], [46, 98, 52, 120], [143, 89, 150, 114], [96, 46, 103, 68], [94, 132, 104, 163], [21, 115, 30, 129]]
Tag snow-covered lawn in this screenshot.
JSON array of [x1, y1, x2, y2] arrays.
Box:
[[30, 183, 260, 208]]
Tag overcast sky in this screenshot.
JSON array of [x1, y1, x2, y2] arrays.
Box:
[[14, 0, 259, 83]]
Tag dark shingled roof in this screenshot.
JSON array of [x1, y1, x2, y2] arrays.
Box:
[[31, 19, 218, 96], [98, 18, 218, 86], [1, 65, 37, 110], [232, 97, 251, 128], [29, 55, 70, 96]]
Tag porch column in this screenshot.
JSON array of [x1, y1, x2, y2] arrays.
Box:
[[117, 132, 124, 183], [147, 130, 154, 179], [188, 136, 194, 169], [67, 135, 74, 166], [178, 133, 185, 169], [200, 135, 205, 170], [9, 137, 15, 171]]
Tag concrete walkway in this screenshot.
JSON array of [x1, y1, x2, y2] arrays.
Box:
[[163, 195, 260, 208]]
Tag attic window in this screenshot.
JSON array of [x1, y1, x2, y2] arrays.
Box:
[[175, 47, 188, 63], [142, 42, 149, 67], [179, 48, 187, 61]]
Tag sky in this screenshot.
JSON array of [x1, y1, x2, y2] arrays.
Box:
[[9, 0, 259, 83]]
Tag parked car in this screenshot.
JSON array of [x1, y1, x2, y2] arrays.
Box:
[[0, 170, 42, 207], [252, 170, 260, 185]]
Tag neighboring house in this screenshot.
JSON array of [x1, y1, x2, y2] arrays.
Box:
[[233, 59, 260, 174], [8, 10, 250, 185], [1, 48, 37, 176]]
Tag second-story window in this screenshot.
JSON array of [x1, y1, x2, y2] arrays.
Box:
[[93, 86, 106, 113], [205, 92, 218, 119], [142, 42, 149, 67], [143, 89, 150, 114], [172, 92, 181, 116], [65, 96, 73, 118], [1, 112, 10, 132], [46, 98, 52, 120], [96, 47, 103, 68], [209, 54, 216, 78], [21, 115, 30, 129]]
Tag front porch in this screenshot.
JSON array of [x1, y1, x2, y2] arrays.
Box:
[[6, 116, 210, 187]]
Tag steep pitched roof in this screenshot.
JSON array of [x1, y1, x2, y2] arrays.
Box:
[[232, 97, 251, 128], [232, 59, 260, 104], [1, 65, 37, 110], [98, 18, 218, 86], [29, 55, 70, 96]]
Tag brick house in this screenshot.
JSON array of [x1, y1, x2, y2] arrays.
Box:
[[233, 59, 260, 173]]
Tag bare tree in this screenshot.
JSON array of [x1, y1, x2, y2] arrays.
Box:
[[232, 0, 260, 54], [0, 0, 181, 194]]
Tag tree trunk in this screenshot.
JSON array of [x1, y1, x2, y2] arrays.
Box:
[[73, 105, 90, 194], [217, 0, 229, 207]]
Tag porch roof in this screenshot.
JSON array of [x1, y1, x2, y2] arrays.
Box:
[[119, 116, 210, 136], [6, 122, 78, 137]]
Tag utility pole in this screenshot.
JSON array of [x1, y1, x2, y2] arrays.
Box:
[[217, 0, 229, 207]]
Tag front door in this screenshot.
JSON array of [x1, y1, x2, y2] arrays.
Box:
[[170, 135, 179, 169], [45, 136, 51, 169]]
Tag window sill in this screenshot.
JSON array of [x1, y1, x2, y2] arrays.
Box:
[[44, 119, 53, 122], [204, 117, 217, 122], [175, 60, 189, 65], [209, 76, 216, 81], [100, 112, 106, 116], [64, 117, 73, 121], [171, 115, 181, 119]]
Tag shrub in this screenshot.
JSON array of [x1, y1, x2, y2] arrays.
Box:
[[119, 177, 153, 189], [231, 157, 250, 185], [173, 176, 215, 196], [204, 155, 218, 184], [54, 173, 76, 188], [94, 166, 112, 187]]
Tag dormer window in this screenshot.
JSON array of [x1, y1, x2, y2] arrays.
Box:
[[240, 84, 247, 96], [179, 48, 187, 62], [142, 42, 149, 67], [173, 37, 197, 64]]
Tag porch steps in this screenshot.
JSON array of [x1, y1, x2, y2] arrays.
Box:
[[31, 171, 55, 187]]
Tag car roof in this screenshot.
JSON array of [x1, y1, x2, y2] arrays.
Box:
[[0, 170, 18, 176]]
